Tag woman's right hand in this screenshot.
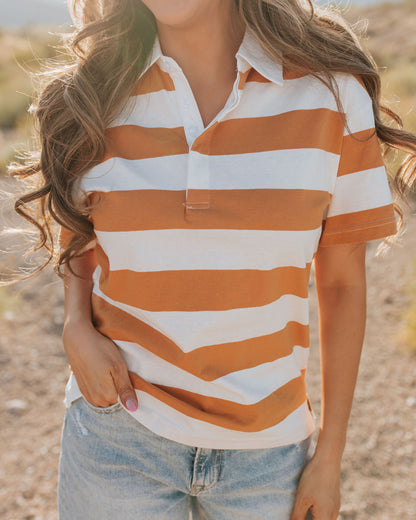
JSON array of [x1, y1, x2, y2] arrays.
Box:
[[62, 319, 139, 411]]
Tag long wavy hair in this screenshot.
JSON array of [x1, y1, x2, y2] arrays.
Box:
[[6, 0, 416, 281]]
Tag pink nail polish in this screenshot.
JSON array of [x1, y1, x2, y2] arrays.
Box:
[[126, 399, 138, 411]]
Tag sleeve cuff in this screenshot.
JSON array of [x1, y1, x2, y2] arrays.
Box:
[[318, 217, 397, 247]]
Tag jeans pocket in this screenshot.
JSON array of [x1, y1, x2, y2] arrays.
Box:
[[81, 395, 123, 414]]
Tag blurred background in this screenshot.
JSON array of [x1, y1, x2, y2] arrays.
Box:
[[0, 1, 415, 519]]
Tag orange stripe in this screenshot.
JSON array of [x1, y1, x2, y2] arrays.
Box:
[[193, 109, 343, 156], [97, 249, 311, 312], [93, 293, 309, 379], [92, 293, 310, 380], [323, 204, 396, 232], [337, 129, 384, 176], [100, 109, 344, 161], [131, 64, 175, 96], [319, 219, 397, 246], [89, 189, 331, 232], [320, 205, 397, 246], [102, 126, 188, 161], [127, 369, 307, 432]]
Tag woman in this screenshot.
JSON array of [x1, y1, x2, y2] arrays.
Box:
[[8, 0, 416, 519]]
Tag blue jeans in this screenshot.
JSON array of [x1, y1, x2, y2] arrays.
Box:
[[58, 397, 316, 520]]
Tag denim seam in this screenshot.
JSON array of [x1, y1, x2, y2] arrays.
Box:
[[191, 449, 223, 494], [81, 396, 123, 414], [213, 449, 223, 485], [191, 449, 203, 495], [200, 449, 219, 492]]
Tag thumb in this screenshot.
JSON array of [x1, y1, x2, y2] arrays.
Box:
[[113, 366, 138, 412]]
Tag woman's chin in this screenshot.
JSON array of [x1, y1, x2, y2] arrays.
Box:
[[140, 0, 232, 30], [141, 0, 203, 28]]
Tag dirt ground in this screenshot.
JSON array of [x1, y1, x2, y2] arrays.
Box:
[[1, 178, 416, 519]]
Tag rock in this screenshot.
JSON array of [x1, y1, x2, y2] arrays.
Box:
[[6, 399, 28, 415], [406, 396, 415, 407], [340, 503, 358, 519]]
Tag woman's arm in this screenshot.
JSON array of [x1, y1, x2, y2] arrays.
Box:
[[63, 249, 96, 327], [62, 251, 139, 411], [290, 240, 367, 520], [314, 240, 367, 461]]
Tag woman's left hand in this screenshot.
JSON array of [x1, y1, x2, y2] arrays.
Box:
[[289, 453, 342, 520]]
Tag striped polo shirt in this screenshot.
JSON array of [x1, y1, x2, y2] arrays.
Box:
[[60, 28, 397, 449]]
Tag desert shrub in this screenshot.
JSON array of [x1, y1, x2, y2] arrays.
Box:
[[397, 257, 416, 353], [0, 28, 65, 129]]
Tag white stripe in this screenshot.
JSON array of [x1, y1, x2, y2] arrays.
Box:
[[187, 151, 209, 190], [109, 90, 182, 129], [80, 148, 338, 193], [117, 340, 309, 404], [92, 268, 310, 352], [109, 78, 340, 130], [106, 74, 373, 144], [235, 74, 340, 118], [237, 72, 376, 135], [209, 148, 338, 190], [328, 166, 394, 217], [343, 74, 376, 135], [95, 228, 320, 272], [344, 109, 375, 136], [81, 155, 187, 193], [125, 391, 315, 448]]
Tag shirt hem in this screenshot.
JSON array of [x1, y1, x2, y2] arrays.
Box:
[[319, 218, 397, 247], [64, 374, 316, 450], [122, 410, 317, 450]]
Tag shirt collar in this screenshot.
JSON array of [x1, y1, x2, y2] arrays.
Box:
[[139, 27, 284, 87], [139, 34, 163, 80], [236, 29, 284, 86]]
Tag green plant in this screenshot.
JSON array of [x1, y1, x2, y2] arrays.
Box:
[[0, 284, 21, 318], [0, 28, 64, 174], [397, 257, 416, 353]]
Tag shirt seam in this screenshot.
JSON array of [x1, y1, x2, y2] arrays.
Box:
[[323, 216, 396, 236]]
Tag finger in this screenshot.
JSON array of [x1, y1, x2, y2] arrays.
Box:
[[305, 507, 314, 520], [77, 376, 115, 407], [111, 363, 138, 411], [290, 501, 311, 520]]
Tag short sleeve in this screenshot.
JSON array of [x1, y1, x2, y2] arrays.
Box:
[[318, 76, 397, 247]]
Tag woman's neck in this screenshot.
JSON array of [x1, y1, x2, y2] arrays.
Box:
[[155, 3, 245, 87]]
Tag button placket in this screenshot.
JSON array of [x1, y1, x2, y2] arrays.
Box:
[[162, 60, 207, 211], [168, 65, 210, 211], [162, 56, 247, 213], [183, 150, 211, 211], [170, 65, 204, 147], [182, 80, 243, 213]]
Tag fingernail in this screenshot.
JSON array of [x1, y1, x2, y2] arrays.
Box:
[[126, 399, 138, 412]]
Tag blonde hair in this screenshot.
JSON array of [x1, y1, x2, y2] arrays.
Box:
[[7, 0, 416, 281]]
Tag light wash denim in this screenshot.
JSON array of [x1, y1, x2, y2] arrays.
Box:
[[58, 396, 316, 520]]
